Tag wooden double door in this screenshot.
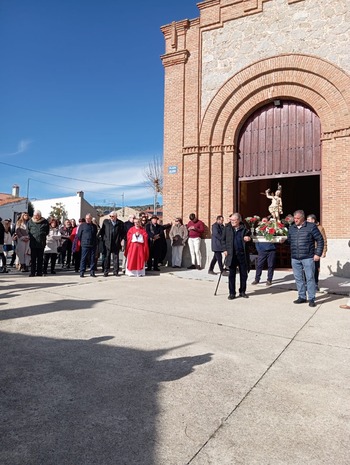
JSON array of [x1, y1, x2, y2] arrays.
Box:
[[237, 100, 321, 267]]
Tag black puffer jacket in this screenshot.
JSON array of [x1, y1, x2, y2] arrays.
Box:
[[28, 217, 50, 249], [287, 221, 324, 260]]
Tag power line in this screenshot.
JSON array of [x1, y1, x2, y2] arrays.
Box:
[[27, 177, 131, 201], [0, 160, 146, 188]]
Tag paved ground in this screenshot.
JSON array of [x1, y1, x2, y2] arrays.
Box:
[[1, 266, 349, 465]]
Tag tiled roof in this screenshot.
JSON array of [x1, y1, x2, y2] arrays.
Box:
[[0, 194, 26, 206]]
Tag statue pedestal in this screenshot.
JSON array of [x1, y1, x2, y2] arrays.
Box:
[[253, 236, 287, 243]]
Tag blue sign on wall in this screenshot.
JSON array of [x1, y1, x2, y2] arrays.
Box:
[[168, 165, 178, 174]]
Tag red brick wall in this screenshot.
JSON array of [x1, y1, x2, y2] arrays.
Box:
[[161, 1, 350, 239]]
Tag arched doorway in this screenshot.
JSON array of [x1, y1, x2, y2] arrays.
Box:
[[237, 100, 321, 266]]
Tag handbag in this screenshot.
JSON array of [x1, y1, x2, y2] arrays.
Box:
[[172, 234, 183, 246]]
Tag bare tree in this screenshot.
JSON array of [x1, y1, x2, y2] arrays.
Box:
[[144, 156, 163, 215]]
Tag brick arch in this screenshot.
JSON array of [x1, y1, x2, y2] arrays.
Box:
[[200, 54, 350, 146]]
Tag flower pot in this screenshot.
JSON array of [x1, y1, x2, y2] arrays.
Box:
[[253, 236, 287, 243]]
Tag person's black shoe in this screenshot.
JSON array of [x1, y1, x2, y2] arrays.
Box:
[[36, 273, 43, 277], [208, 270, 217, 275], [293, 298, 307, 304], [146, 268, 152, 272], [153, 268, 160, 271], [228, 294, 236, 300], [90, 273, 96, 277], [309, 300, 316, 307], [239, 292, 249, 298], [104, 272, 108, 277], [80, 274, 85, 278], [28, 273, 35, 277], [266, 280, 272, 286], [251, 280, 259, 285], [187, 265, 196, 269], [51, 270, 56, 275]]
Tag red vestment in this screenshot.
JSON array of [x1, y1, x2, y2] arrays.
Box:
[[125, 226, 149, 272]]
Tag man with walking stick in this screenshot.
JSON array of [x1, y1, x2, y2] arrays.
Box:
[[221, 213, 251, 300]]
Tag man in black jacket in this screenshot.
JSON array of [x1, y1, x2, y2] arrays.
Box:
[[287, 209, 324, 307], [222, 213, 251, 300], [27, 210, 49, 277], [77, 213, 98, 278], [146, 215, 162, 271], [99, 211, 125, 277]]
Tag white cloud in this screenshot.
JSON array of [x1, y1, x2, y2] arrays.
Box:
[[28, 158, 160, 205], [17, 139, 32, 153], [0, 139, 33, 158]]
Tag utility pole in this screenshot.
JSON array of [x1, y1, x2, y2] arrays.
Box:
[[26, 178, 30, 209]]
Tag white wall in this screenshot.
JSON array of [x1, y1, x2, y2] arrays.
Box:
[[0, 199, 28, 222], [32, 195, 98, 221]]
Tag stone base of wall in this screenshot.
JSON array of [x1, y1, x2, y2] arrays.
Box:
[[322, 239, 350, 279]]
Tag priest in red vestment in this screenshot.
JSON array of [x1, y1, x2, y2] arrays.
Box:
[[125, 218, 149, 277]]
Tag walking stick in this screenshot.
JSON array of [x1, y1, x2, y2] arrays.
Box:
[[214, 271, 222, 296]]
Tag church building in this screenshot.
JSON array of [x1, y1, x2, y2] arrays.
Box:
[[161, 0, 350, 276]]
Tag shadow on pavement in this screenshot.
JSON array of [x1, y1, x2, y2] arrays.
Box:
[[0, 331, 212, 465], [0, 298, 104, 321]]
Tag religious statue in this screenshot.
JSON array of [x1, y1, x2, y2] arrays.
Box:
[[265, 184, 283, 222]]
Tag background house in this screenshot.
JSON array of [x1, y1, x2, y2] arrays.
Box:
[[0, 185, 28, 222], [99, 206, 141, 225], [32, 191, 99, 221]]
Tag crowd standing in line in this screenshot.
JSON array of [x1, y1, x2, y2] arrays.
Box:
[[1, 208, 349, 309]]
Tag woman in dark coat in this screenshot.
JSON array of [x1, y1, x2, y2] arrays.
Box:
[[208, 215, 225, 275]]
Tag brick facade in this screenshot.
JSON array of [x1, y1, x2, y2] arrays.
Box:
[[161, 0, 350, 275]]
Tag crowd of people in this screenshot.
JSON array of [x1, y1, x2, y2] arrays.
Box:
[[1, 208, 348, 309]]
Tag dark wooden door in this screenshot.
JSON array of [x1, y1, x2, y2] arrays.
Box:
[[238, 101, 321, 179]]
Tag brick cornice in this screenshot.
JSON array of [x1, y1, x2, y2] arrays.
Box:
[[160, 19, 190, 39], [321, 127, 350, 141], [199, 0, 272, 30], [183, 144, 235, 154], [161, 50, 190, 68]]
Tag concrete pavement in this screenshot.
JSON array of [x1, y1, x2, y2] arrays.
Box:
[[1, 266, 349, 465]]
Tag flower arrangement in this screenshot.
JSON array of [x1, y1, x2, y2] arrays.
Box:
[[245, 215, 260, 227], [255, 217, 288, 241]]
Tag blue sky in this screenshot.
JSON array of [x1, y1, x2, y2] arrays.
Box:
[[0, 0, 199, 207]]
